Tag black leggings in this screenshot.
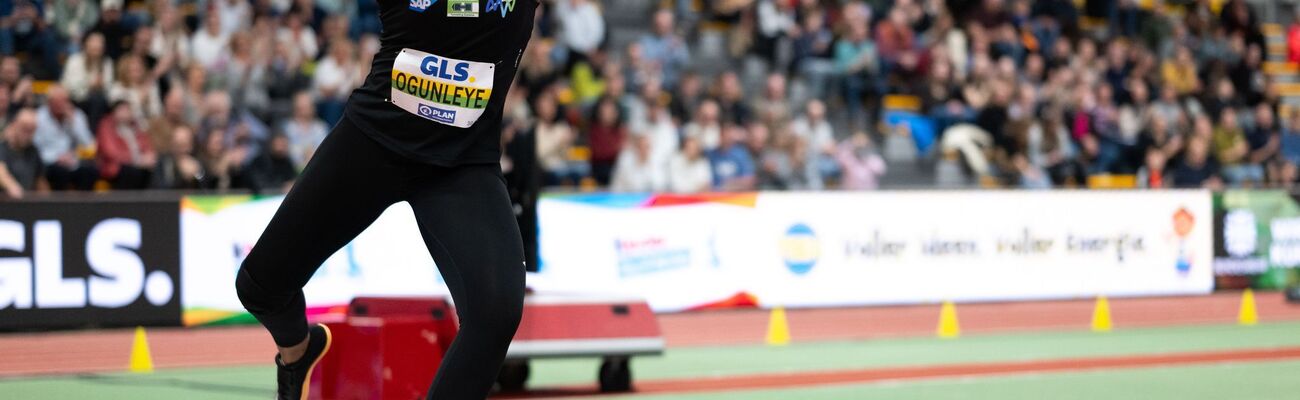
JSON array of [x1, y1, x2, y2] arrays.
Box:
[[235, 116, 525, 399]]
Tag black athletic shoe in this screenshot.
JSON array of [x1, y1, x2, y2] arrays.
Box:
[[275, 324, 333, 400]]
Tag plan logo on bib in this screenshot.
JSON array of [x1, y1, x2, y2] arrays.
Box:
[[390, 48, 495, 128], [409, 0, 436, 12]]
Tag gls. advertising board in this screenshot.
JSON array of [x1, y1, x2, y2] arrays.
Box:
[[0, 200, 180, 329], [536, 191, 1214, 312]]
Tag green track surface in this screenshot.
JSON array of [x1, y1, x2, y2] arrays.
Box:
[[1, 322, 1298, 399]]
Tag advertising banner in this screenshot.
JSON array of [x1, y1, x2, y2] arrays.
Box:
[[536, 191, 1215, 312], [180, 196, 450, 326], [0, 199, 181, 329], [1213, 190, 1300, 288]]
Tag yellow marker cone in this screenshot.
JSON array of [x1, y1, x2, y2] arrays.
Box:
[[129, 326, 154, 373], [937, 301, 961, 339], [1091, 296, 1113, 333], [1239, 289, 1258, 326], [765, 306, 791, 346]]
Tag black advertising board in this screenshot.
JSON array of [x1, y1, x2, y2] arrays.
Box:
[[0, 198, 181, 330]]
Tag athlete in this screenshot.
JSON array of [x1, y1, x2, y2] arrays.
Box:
[[234, 1, 538, 399]]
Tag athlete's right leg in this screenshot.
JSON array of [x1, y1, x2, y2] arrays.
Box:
[[235, 116, 405, 350]]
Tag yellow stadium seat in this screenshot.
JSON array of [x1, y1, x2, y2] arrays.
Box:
[[1273, 82, 1300, 97], [567, 146, 591, 161], [31, 80, 54, 95], [1263, 62, 1298, 76], [882, 94, 921, 112], [1263, 23, 1284, 37], [1087, 174, 1138, 189], [1269, 42, 1288, 57]]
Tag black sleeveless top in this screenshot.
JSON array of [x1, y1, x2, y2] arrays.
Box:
[[345, 0, 538, 165]]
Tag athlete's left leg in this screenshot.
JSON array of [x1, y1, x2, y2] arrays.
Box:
[[405, 163, 526, 399]]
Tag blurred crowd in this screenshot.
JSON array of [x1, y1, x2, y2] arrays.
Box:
[[0, 0, 1293, 199]]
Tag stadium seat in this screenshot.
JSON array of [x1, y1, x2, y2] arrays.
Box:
[[1087, 174, 1138, 189]]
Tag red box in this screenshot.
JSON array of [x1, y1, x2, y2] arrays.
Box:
[[348, 297, 457, 354], [308, 317, 444, 400]]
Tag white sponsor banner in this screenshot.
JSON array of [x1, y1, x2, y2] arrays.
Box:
[[536, 191, 1214, 312], [181, 197, 449, 315]]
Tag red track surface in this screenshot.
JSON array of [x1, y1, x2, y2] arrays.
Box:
[[0, 291, 1297, 377], [497, 346, 1300, 398]]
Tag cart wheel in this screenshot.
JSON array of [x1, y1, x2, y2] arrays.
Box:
[[598, 357, 632, 392], [497, 360, 530, 392]]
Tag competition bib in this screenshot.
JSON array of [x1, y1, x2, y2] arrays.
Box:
[[390, 48, 495, 129]]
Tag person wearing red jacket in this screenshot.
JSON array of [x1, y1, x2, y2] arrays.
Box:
[[96, 100, 156, 189]]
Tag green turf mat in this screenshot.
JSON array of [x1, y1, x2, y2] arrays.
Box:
[[528, 321, 1300, 386], [0, 365, 275, 400], [621, 359, 1300, 400]]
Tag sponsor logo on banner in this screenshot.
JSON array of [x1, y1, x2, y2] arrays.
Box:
[[448, 0, 479, 17], [780, 224, 819, 275], [615, 237, 690, 278], [0, 201, 181, 329], [1269, 217, 1300, 267], [409, 0, 436, 12], [1172, 207, 1195, 273]]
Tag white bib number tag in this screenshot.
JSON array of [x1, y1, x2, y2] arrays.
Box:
[[390, 48, 495, 129]]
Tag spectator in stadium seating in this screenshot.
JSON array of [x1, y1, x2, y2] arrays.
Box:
[[90, 0, 132, 60], [554, 0, 605, 70], [638, 9, 690, 87], [1247, 104, 1280, 185], [200, 122, 253, 191], [790, 99, 837, 181], [1213, 108, 1261, 185], [1161, 45, 1200, 96], [754, 73, 792, 128], [667, 135, 712, 193], [611, 134, 666, 192], [684, 99, 722, 150], [708, 123, 756, 191], [1171, 134, 1221, 189], [669, 71, 703, 123], [34, 85, 98, 191], [150, 5, 190, 72], [0, 0, 60, 80], [836, 131, 887, 190], [109, 54, 163, 125], [1138, 149, 1168, 189], [96, 101, 156, 189], [277, 11, 318, 62], [224, 32, 272, 116], [759, 124, 819, 191], [47, 0, 96, 43], [312, 38, 359, 125], [534, 92, 581, 185], [248, 133, 298, 194], [62, 32, 114, 109], [190, 11, 230, 70], [0, 108, 46, 198], [587, 97, 626, 186], [1280, 112, 1300, 171], [834, 16, 878, 129], [790, 8, 835, 99], [715, 71, 752, 125], [214, 0, 253, 37], [152, 125, 205, 190], [200, 90, 269, 166], [282, 92, 328, 172], [147, 88, 190, 153]]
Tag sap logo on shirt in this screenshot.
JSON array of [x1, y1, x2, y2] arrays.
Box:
[[409, 0, 436, 12], [0, 219, 174, 311], [418, 104, 457, 124], [420, 56, 472, 82]]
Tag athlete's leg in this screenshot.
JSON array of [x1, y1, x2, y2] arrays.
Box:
[[406, 164, 526, 399], [235, 117, 405, 349]]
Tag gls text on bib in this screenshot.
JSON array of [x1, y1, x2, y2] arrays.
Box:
[[390, 48, 495, 129]]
